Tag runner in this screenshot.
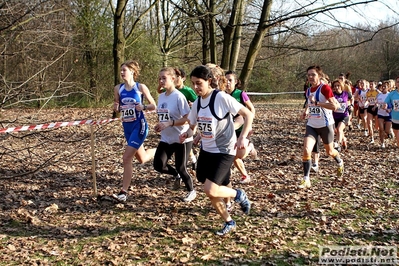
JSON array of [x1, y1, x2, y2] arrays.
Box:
[[366, 80, 379, 143], [376, 81, 392, 148], [112, 60, 157, 202], [384, 76, 399, 148], [175, 68, 199, 171], [299, 65, 344, 189], [180, 65, 253, 236], [338, 73, 355, 130], [353, 79, 369, 136], [158, 68, 198, 173], [332, 79, 351, 150], [225, 70, 257, 184], [153, 67, 196, 202]]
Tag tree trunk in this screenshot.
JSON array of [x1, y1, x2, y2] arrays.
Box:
[[229, 0, 246, 71], [209, 0, 217, 63], [200, 18, 210, 64], [220, 0, 241, 70], [113, 0, 127, 86], [240, 0, 273, 89]]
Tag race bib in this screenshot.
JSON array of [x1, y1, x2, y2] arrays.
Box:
[[120, 105, 137, 122], [157, 108, 170, 122], [393, 100, 399, 111], [336, 103, 347, 113], [308, 105, 322, 119], [197, 116, 214, 139], [368, 97, 376, 105]]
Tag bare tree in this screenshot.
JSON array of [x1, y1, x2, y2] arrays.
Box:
[[111, 0, 159, 85], [155, 0, 191, 66]]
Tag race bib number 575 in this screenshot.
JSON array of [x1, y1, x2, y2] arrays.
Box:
[[197, 116, 214, 139]]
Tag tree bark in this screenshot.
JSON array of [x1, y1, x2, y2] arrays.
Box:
[[229, 0, 245, 71], [240, 0, 273, 89], [113, 0, 127, 86]]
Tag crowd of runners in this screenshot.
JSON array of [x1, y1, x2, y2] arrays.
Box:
[[109, 60, 399, 235], [111, 61, 257, 236], [300, 66, 399, 189]]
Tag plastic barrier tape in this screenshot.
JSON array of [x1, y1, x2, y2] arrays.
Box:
[[0, 118, 120, 134]]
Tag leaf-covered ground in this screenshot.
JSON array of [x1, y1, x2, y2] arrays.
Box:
[[0, 102, 398, 265]]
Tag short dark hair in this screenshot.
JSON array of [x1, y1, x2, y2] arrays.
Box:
[[190, 65, 213, 81]]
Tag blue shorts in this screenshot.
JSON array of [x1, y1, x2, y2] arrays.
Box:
[[122, 119, 149, 149]]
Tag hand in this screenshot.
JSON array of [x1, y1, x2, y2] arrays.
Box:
[[235, 137, 249, 159], [300, 111, 308, 120], [193, 134, 201, 145], [136, 104, 145, 112], [154, 121, 169, 132], [113, 102, 120, 112], [179, 132, 188, 143], [308, 95, 316, 104]]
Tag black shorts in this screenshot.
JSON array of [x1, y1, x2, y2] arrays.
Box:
[[392, 122, 399, 130], [196, 149, 234, 186], [359, 107, 367, 114], [367, 106, 378, 116], [334, 116, 349, 128], [305, 124, 334, 145]]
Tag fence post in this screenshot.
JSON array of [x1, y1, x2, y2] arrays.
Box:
[[90, 124, 98, 196]]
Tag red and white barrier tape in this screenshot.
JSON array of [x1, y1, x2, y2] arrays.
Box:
[[0, 118, 120, 134]]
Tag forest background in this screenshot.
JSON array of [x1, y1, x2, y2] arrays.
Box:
[[1, 1, 399, 264], [1, 0, 399, 109]]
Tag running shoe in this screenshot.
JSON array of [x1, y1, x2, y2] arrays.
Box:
[[112, 190, 127, 202], [337, 162, 344, 177], [234, 189, 251, 215], [173, 177, 181, 190], [240, 175, 251, 184], [311, 164, 319, 173], [364, 130, 369, 136], [298, 179, 311, 189], [381, 143, 386, 148], [183, 190, 197, 202], [215, 220, 236, 236], [369, 138, 374, 144], [333, 142, 339, 149]]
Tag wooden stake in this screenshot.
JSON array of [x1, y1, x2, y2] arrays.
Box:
[[90, 124, 98, 196]]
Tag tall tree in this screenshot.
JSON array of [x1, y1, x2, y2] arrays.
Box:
[[239, 0, 272, 89], [111, 0, 159, 85]]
